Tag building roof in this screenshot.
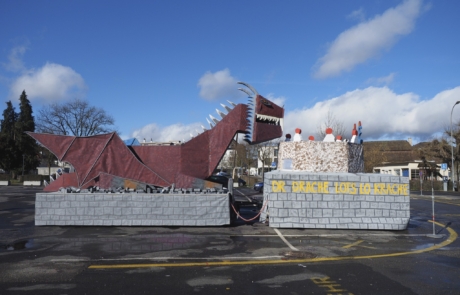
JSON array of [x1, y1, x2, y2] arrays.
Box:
[[375, 161, 421, 167], [364, 140, 412, 151], [364, 140, 421, 163]]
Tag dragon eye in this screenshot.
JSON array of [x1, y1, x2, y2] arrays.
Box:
[[262, 99, 272, 107]]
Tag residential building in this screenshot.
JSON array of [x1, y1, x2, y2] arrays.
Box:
[[367, 139, 449, 180]]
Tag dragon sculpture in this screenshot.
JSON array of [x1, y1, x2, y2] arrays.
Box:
[[28, 82, 284, 192]]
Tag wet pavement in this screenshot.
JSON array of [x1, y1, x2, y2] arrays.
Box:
[[0, 186, 459, 294]]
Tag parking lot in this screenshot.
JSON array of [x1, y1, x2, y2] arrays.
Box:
[[1, 186, 459, 294]]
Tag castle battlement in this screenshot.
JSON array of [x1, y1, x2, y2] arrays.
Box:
[[278, 141, 364, 173]]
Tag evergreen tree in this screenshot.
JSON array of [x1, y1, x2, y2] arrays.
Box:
[[16, 91, 39, 173], [0, 101, 20, 175]]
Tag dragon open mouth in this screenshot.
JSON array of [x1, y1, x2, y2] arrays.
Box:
[[256, 114, 283, 127], [238, 82, 284, 144]]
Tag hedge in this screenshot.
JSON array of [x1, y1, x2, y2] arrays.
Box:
[[409, 179, 452, 191], [24, 174, 46, 181], [0, 174, 11, 181]]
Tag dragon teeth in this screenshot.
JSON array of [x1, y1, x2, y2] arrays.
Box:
[[256, 114, 280, 124]]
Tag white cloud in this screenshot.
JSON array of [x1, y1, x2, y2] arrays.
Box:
[[130, 85, 460, 145], [347, 8, 365, 22], [197, 68, 243, 101], [284, 86, 460, 141], [313, 0, 422, 79], [366, 73, 396, 85], [131, 122, 203, 143], [10, 62, 87, 102], [3, 46, 27, 72]]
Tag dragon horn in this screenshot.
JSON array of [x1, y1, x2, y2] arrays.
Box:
[[238, 88, 252, 97], [220, 103, 232, 112], [206, 118, 214, 128], [227, 100, 237, 107], [237, 81, 259, 96], [209, 114, 220, 124], [216, 109, 226, 119]]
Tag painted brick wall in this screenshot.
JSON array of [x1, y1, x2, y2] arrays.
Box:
[[261, 171, 410, 230], [35, 193, 230, 226]]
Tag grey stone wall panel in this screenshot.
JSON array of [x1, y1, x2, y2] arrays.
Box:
[[263, 171, 410, 230], [36, 193, 231, 226]]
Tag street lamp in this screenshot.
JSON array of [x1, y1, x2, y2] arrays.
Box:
[[451, 101, 460, 191]]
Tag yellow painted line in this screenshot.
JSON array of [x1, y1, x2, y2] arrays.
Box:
[[342, 240, 364, 249], [88, 221, 457, 269], [338, 240, 376, 249]]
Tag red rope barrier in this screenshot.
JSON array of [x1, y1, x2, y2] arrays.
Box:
[[230, 201, 268, 222]]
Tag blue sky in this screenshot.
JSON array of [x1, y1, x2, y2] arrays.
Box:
[[1, 0, 459, 144]]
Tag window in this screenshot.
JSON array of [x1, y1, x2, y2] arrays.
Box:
[[411, 169, 420, 179], [402, 168, 409, 177], [394, 169, 401, 176]]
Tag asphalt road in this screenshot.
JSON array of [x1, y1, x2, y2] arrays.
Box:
[[1, 186, 459, 294]]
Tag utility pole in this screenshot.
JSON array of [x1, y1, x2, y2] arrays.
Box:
[[451, 101, 460, 191]]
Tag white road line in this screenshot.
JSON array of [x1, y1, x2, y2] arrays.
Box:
[[274, 228, 299, 251]]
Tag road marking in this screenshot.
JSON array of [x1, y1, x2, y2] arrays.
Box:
[[311, 276, 353, 294], [342, 240, 364, 249], [53, 256, 283, 262], [340, 240, 375, 249], [273, 228, 299, 251], [88, 221, 458, 269]]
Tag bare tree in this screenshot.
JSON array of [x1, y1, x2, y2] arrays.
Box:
[[254, 138, 282, 181], [232, 142, 256, 170], [363, 142, 389, 173], [417, 123, 460, 182], [316, 110, 346, 139], [219, 153, 233, 171], [36, 98, 116, 136]]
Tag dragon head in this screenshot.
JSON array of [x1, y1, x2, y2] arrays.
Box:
[[238, 82, 284, 144]]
